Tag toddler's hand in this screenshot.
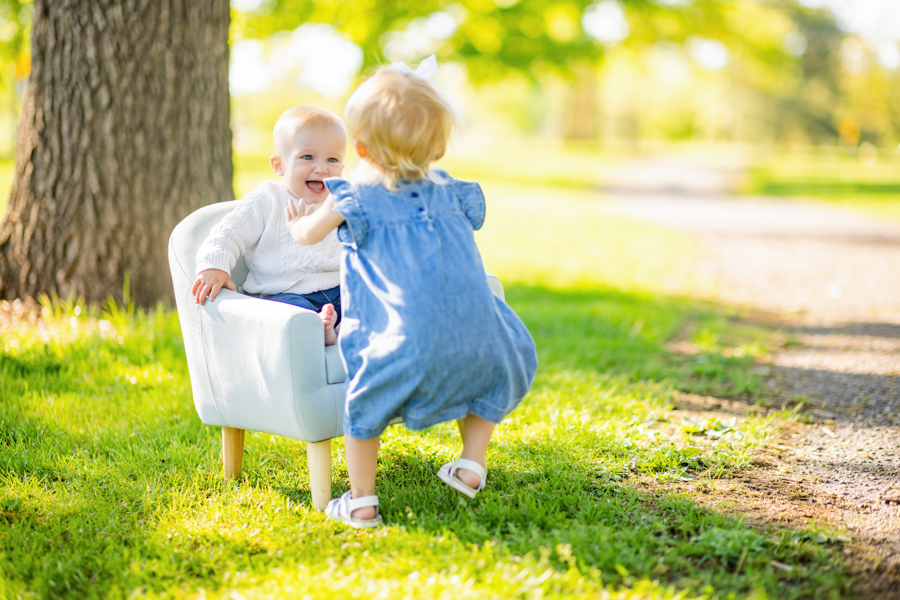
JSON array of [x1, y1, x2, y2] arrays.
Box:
[[191, 268, 236, 305], [285, 198, 305, 243], [285, 198, 302, 224], [285, 195, 342, 245]]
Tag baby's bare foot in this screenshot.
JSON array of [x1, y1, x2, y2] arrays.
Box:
[[319, 303, 337, 346]]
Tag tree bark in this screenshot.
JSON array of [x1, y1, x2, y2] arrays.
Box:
[[0, 0, 232, 307]]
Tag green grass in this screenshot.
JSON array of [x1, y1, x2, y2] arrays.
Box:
[[0, 172, 853, 598], [233, 140, 627, 200], [743, 148, 900, 221]]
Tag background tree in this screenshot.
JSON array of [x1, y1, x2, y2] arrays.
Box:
[[236, 0, 727, 76], [232, 0, 820, 142], [0, 0, 232, 307]]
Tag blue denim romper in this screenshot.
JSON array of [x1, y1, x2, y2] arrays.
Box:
[[325, 170, 538, 440]]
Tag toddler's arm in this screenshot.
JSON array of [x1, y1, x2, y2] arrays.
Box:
[[286, 197, 345, 245], [192, 268, 237, 304]]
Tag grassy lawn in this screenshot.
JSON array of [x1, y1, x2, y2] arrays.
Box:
[[743, 148, 900, 222], [0, 159, 854, 599], [233, 139, 631, 200]]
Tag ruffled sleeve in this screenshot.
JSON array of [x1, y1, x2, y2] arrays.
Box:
[[326, 177, 368, 247], [445, 172, 486, 231]]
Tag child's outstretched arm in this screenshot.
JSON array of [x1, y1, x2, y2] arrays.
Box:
[[286, 197, 345, 245]]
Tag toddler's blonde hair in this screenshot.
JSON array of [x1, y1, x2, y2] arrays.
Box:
[[273, 105, 345, 155], [344, 68, 456, 188]]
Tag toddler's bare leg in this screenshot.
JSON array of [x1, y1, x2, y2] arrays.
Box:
[[319, 303, 338, 346], [344, 435, 381, 520], [457, 413, 495, 489]]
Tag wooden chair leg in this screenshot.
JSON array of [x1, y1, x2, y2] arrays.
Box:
[[306, 439, 332, 511], [222, 426, 245, 480]]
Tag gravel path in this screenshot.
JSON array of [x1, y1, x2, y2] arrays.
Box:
[[602, 157, 900, 596]]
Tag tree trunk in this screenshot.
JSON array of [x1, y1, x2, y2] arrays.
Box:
[[0, 0, 232, 307]]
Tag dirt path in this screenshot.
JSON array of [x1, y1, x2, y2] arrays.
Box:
[[602, 157, 900, 598]]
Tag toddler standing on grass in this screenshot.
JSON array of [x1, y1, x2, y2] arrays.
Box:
[[192, 105, 346, 345], [285, 57, 538, 528]]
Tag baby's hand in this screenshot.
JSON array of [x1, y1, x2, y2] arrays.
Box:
[[191, 268, 236, 305]]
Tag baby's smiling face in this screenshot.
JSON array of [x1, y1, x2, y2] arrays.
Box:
[[271, 122, 346, 205]]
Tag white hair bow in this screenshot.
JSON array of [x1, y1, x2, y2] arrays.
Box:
[[387, 54, 439, 79]]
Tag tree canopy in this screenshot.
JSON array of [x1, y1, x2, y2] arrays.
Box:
[[224, 0, 897, 145], [1, 1, 897, 152], [233, 0, 755, 78]]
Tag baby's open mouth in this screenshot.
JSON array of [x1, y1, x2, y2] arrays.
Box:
[[307, 180, 325, 193]]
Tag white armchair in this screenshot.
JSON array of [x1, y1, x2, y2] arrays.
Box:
[[168, 200, 504, 510]]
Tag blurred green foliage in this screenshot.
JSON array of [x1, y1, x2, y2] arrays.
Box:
[[0, 0, 898, 152], [231, 0, 899, 146], [0, 0, 31, 154], [234, 0, 772, 78]]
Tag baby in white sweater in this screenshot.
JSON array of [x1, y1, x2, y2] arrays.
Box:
[[192, 105, 346, 345]]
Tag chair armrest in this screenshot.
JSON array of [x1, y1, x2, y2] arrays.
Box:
[[195, 289, 344, 441]]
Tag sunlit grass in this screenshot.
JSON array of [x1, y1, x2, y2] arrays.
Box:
[[234, 138, 628, 200], [1, 290, 850, 599], [744, 148, 900, 221], [438, 138, 633, 193], [0, 159, 854, 598]]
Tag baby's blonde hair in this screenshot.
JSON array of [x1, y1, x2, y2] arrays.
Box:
[[273, 105, 345, 156], [344, 68, 456, 188]]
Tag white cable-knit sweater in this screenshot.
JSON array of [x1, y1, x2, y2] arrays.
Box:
[[196, 181, 340, 295]]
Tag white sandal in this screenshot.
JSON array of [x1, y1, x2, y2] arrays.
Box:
[[437, 458, 487, 499], [325, 491, 383, 529]]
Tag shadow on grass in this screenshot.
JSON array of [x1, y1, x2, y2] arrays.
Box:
[[504, 283, 765, 402], [789, 322, 900, 339], [356, 441, 853, 599], [768, 365, 900, 427], [731, 315, 900, 426]]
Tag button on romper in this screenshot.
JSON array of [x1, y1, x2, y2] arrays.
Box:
[[326, 170, 538, 440]]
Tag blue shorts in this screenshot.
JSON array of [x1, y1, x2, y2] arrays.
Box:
[[261, 286, 342, 326]]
